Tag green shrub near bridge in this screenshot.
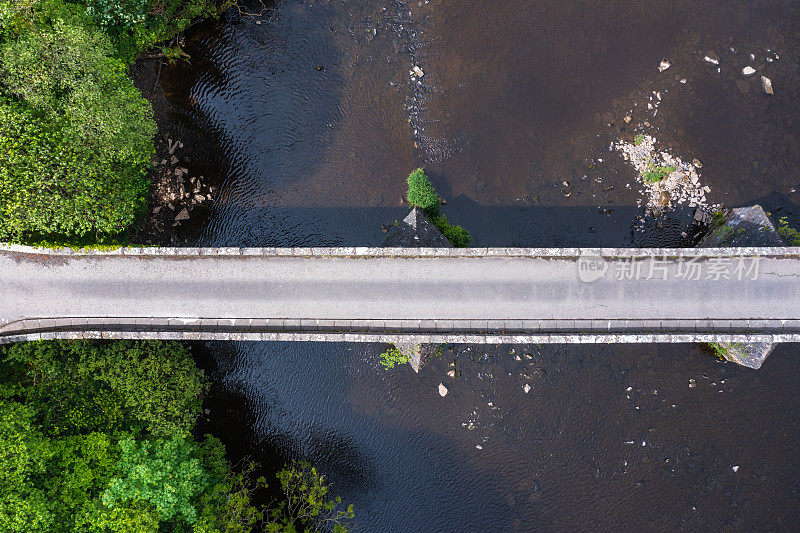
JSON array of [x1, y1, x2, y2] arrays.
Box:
[[405, 167, 472, 247]]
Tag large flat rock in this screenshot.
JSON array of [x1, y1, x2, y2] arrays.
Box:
[[698, 205, 785, 369]]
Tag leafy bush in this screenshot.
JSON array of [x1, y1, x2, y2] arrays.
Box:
[[0, 20, 154, 241], [406, 167, 440, 216], [0, 341, 270, 532], [110, 0, 233, 61], [2, 341, 206, 436], [102, 436, 209, 524]]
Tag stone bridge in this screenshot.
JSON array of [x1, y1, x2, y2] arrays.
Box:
[[2, 245, 799, 357]]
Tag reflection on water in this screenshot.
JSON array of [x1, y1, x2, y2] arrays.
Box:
[[196, 341, 800, 530], [163, 0, 800, 529]]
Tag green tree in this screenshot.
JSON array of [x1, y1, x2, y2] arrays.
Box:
[[0, 19, 154, 241], [406, 167, 440, 216], [102, 436, 209, 524], [267, 461, 354, 533], [2, 340, 206, 436], [0, 401, 55, 532]]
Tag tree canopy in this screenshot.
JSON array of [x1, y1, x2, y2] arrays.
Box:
[[0, 340, 355, 532]]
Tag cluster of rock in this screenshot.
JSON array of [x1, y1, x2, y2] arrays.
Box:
[[614, 134, 716, 215], [148, 137, 215, 233], [702, 47, 778, 96]]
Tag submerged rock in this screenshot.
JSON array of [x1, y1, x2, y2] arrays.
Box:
[[438, 383, 448, 397], [761, 75, 774, 95]]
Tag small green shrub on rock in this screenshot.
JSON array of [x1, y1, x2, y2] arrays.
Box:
[[642, 159, 676, 184], [430, 213, 472, 248], [379, 346, 408, 369]]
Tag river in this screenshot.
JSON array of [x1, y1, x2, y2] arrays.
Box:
[[159, 0, 800, 529]]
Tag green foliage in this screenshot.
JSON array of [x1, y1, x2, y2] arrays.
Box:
[[379, 346, 408, 369], [633, 133, 646, 146], [406, 167, 440, 216], [404, 167, 472, 247], [0, 340, 275, 531], [85, 0, 147, 31], [711, 211, 727, 227], [777, 216, 800, 245], [102, 436, 209, 524], [712, 224, 734, 244], [0, 401, 55, 531], [430, 213, 472, 247], [0, 18, 154, 242], [2, 340, 206, 436], [708, 342, 729, 361], [642, 159, 676, 184], [109, 0, 233, 62], [708, 342, 747, 362], [267, 461, 355, 533], [0, 0, 232, 244], [196, 449, 268, 533]]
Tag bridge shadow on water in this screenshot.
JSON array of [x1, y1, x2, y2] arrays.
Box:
[[185, 198, 706, 248], [181, 191, 800, 249]]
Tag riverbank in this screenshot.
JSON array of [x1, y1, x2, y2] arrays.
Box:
[[129, 58, 216, 245]]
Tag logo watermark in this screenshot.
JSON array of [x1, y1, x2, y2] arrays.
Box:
[[578, 253, 760, 282], [578, 253, 608, 283]]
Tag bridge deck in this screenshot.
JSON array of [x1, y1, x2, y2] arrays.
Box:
[[1, 245, 800, 344]]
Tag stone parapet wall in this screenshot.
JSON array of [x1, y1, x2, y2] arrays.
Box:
[[2, 330, 799, 346], [2, 243, 799, 259], [2, 316, 800, 345]]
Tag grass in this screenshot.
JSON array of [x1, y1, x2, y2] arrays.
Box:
[[642, 159, 677, 184], [709, 342, 746, 361], [633, 134, 646, 146], [777, 217, 800, 245], [708, 342, 728, 360], [712, 225, 735, 243]]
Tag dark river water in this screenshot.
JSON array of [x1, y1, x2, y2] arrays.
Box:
[[160, 0, 800, 529]]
